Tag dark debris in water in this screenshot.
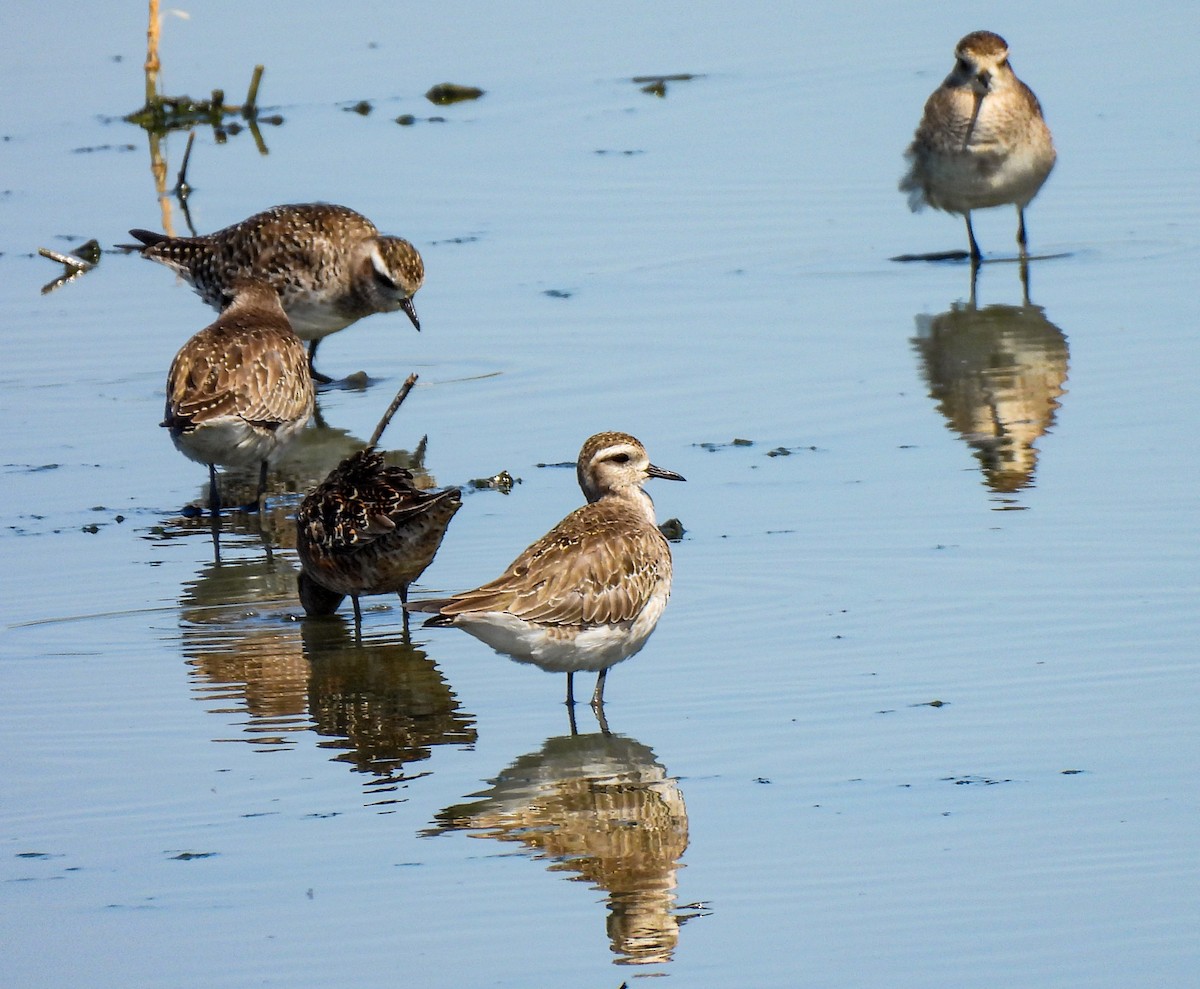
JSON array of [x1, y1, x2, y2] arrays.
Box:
[[397, 114, 449, 126], [469, 470, 518, 494], [659, 517, 686, 542], [594, 149, 645, 156], [169, 851, 218, 860], [697, 438, 754, 452], [72, 143, 137, 154], [425, 83, 485, 105], [542, 289, 572, 299], [631, 73, 702, 97], [344, 100, 373, 115], [942, 775, 1014, 786]]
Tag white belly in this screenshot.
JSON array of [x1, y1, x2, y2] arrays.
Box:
[[453, 584, 671, 674], [172, 415, 308, 469]]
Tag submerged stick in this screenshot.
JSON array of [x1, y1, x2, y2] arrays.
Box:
[[174, 129, 196, 197], [368, 373, 419, 448]]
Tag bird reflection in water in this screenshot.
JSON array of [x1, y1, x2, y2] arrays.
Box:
[[179, 555, 475, 788], [425, 727, 704, 967], [913, 269, 1068, 499], [302, 621, 476, 803], [179, 552, 311, 749]]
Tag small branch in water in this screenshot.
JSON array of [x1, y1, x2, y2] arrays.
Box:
[[144, 0, 161, 106], [369, 373, 419, 448], [38, 240, 101, 295], [244, 65, 264, 118], [38, 247, 95, 271], [174, 129, 196, 198]]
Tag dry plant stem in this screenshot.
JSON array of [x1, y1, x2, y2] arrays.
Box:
[[37, 248, 93, 271], [368, 373, 419, 448], [244, 65, 264, 116], [144, 0, 160, 105]]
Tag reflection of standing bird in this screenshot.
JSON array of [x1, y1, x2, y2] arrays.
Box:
[[408, 432, 685, 708], [426, 731, 692, 967], [296, 449, 462, 624], [901, 31, 1056, 262], [162, 280, 314, 515], [914, 300, 1068, 494], [130, 203, 424, 381]]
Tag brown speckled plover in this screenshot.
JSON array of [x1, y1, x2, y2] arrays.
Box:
[[901, 31, 1056, 262], [131, 203, 424, 382], [408, 432, 685, 709]]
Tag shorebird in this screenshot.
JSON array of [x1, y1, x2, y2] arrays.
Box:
[[900, 31, 1056, 263], [296, 448, 462, 625], [162, 279, 314, 515], [129, 203, 424, 382], [408, 432, 685, 708]]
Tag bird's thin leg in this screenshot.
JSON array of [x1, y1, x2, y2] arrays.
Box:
[[209, 511, 222, 565], [590, 669, 608, 710], [308, 340, 333, 385], [1016, 206, 1029, 259], [965, 212, 982, 263], [592, 702, 610, 735], [208, 463, 222, 517], [565, 672, 576, 708], [253, 460, 268, 514], [352, 595, 363, 626], [398, 588, 411, 636]]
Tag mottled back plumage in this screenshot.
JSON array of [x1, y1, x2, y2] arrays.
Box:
[[296, 448, 461, 617], [132, 203, 424, 379], [408, 432, 685, 707], [162, 280, 313, 513]]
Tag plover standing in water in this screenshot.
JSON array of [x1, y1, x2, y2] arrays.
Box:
[[900, 31, 1056, 262], [297, 448, 463, 625], [130, 203, 424, 382], [162, 279, 314, 515], [408, 432, 685, 709]]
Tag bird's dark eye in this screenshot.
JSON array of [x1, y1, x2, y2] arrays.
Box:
[[956, 57, 970, 73], [609, 453, 631, 464], [999, 58, 1009, 69]]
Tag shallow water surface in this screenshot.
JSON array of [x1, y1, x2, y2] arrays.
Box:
[[2, 3, 1198, 987]]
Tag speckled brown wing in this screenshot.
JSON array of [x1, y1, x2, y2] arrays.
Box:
[[912, 86, 969, 155], [299, 450, 446, 553], [165, 320, 312, 430], [134, 204, 380, 305], [296, 449, 462, 602], [429, 500, 672, 627]]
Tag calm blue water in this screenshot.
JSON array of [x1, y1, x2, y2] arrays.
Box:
[[2, 3, 1198, 987]]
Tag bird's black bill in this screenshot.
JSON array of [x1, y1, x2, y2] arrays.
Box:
[[401, 297, 421, 332], [648, 463, 686, 482]]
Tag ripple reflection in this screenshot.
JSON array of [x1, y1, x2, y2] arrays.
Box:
[[913, 294, 1068, 500], [425, 728, 699, 967], [178, 552, 475, 793]]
